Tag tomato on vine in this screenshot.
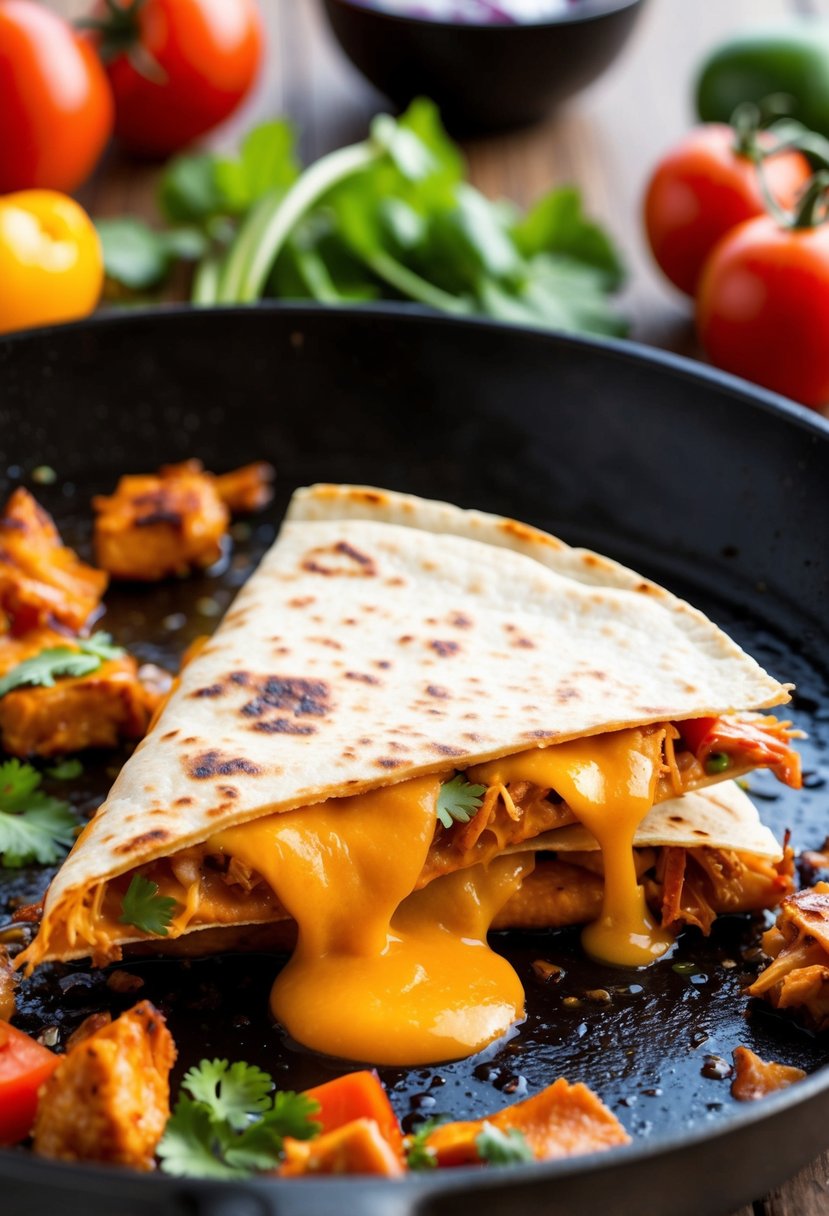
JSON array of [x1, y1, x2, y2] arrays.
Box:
[[644, 121, 810, 297], [90, 0, 264, 157], [696, 172, 829, 411]]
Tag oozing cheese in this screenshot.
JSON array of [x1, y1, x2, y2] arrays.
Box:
[[469, 728, 674, 967], [210, 777, 533, 1064]]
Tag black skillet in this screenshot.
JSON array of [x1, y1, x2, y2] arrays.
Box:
[[0, 305, 828, 1216]]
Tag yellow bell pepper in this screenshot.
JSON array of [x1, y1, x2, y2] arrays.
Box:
[[0, 191, 103, 334]]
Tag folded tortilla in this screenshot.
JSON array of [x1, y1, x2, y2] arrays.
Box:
[[22, 484, 793, 971]]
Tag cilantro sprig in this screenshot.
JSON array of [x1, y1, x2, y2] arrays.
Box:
[[0, 633, 125, 698], [436, 774, 487, 830], [158, 1059, 320, 1179], [404, 1116, 449, 1170], [0, 759, 76, 868], [118, 874, 179, 937], [475, 1123, 534, 1165]]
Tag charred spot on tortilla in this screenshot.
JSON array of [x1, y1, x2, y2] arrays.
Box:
[[430, 743, 465, 757], [161, 730, 180, 741], [193, 683, 225, 699], [288, 595, 316, 608], [301, 541, 377, 577], [449, 612, 473, 629], [345, 671, 380, 685], [238, 675, 331, 723], [376, 757, 405, 768], [114, 829, 171, 854], [253, 719, 317, 735], [430, 640, 460, 658], [187, 751, 263, 779], [426, 685, 450, 699]]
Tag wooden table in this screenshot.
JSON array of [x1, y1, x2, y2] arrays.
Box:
[[50, 0, 829, 1211]]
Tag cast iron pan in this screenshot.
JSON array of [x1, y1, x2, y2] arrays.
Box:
[[0, 305, 827, 1216]]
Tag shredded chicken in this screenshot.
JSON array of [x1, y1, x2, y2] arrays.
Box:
[[0, 488, 107, 634], [0, 629, 156, 757], [92, 459, 274, 581], [0, 946, 16, 1021], [33, 1001, 175, 1169], [655, 842, 795, 936], [730, 1046, 806, 1101], [747, 882, 829, 1032]]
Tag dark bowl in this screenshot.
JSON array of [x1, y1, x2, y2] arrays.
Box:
[[320, 0, 646, 134]]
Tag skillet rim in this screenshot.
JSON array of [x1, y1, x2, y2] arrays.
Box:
[[1, 301, 828, 1205]]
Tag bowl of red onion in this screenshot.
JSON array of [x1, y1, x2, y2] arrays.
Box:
[[321, 0, 646, 134]]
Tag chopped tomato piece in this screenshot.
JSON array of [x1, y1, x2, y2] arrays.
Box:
[[303, 1070, 404, 1157], [0, 488, 107, 633], [280, 1117, 404, 1177], [0, 1022, 59, 1144]]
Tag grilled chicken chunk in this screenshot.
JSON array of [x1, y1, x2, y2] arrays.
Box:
[[0, 488, 107, 634], [33, 1001, 175, 1169], [748, 882, 829, 1032]]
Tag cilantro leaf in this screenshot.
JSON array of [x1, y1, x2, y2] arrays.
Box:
[[436, 774, 487, 830], [405, 1116, 450, 1170], [159, 1059, 320, 1179], [46, 758, 83, 781], [118, 874, 178, 936], [157, 1096, 246, 1179], [0, 633, 126, 697], [475, 1123, 534, 1165], [0, 759, 76, 868], [182, 1059, 274, 1131]]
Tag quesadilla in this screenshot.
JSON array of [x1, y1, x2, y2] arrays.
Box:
[[20, 485, 801, 1065]]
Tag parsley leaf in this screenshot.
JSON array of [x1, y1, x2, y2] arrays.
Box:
[[182, 1059, 274, 1130], [118, 874, 179, 936], [475, 1123, 534, 1165], [0, 759, 76, 868], [436, 774, 487, 830], [157, 1059, 321, 1179], [0, 633, 126, 697]]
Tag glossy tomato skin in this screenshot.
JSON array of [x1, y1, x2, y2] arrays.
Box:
[[106, 0, 263, 156], [0, 0, 113, 193], [644, 124, 810, 297], [697, 216, 829, 410]]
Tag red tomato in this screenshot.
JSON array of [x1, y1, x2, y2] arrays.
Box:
[[644, 125, 811, 297], [0, 0, 113, 194], [0, 1022, 59, 1144], [101, 0, 263, 156], [697, 214, 829, 410], [303, 1071, 404, 1158]]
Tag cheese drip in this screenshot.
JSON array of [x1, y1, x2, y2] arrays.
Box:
[[469, 728, 674, 967], [210, 777, 532, 1065]]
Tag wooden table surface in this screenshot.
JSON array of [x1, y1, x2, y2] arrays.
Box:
[[48, 0, 829, 1211]]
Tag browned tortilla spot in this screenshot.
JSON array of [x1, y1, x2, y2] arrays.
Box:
[[430, 640, 460, 658], [193, 683, 225, 698], [376, 757, 405, 769], [253, 719, 316, 735], [301, 540, 377, 577], [426, 685, 450, 699], [188, 751, 263, 779], [114, 829, 170, 854], [345, 671, 380, 685]]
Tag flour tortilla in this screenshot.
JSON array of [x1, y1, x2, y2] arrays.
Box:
[[30, 484, 790, 961]]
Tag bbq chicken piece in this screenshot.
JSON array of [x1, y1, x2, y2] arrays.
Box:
[[747, 882, 829, 1032], [93, 461, 229, 581], [33, 1001, 175, 1169], [280, 1118, 405, 1178], [0, 488, 107, 634], [92, 459, 274, 582], [654, 842, 795, 936], [0, 629, 156, 757], [730, 1047, 806, 1101]]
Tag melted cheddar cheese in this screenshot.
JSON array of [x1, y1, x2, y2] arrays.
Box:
[[469, 728, 674, 966], [211, 778, 533, 1064]]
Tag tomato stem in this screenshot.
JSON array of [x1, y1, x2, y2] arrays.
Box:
[[791, 171, 829, 229]]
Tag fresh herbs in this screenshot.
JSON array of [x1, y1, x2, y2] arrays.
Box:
[[0, 759, 76, 868], [157, 1059, 321, 1179], [404, 1116, 449, 1170], [474, 1122, 534, 1165], [118, 874, 179, 937], [99, 101, 625, 335], [0, 633, 125, 697], [436, 774, 487, 829], [46, 758, 84, 781]]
